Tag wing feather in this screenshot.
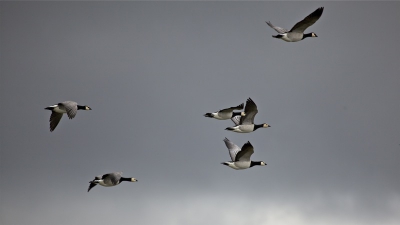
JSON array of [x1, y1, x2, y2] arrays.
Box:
[[223, 138, 241, 161], [290, 7, 324, 33], [49, 112, 63, 132], [241, 98, 258, 125], [266, 21, 288, 34], [230, 115, 241, 126], [235, 141, 254, 162], [219, 103, 244, 113]]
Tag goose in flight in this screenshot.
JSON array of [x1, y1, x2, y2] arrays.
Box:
[[225, 98, 270, 133], [88, 172, 138, 192], [221, 138, 266, 170], [266, 7, 324, 42], [45, 101, 91, 132]]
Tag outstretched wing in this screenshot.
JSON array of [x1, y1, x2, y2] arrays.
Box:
[[240, 98, 258, 125], [219, 103, 244, 113], [49, 112, 63, 132], [223, 138, 241, 161], [235, 141, 254, 162], [266, 21, 288, 34], [88, 182, 97, 192], [230, 115, 241, 126], [290, 7, 324, 33]]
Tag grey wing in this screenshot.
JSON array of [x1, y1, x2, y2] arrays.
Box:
[[223, 138, 241, 161], [49, 112, 63, 132], [241, 98, 258, 125], [235, 141, 254, 162], [231, 115, 241, 126], [290, 7, 324, 33], [104, 172, 122, 185], [266, 21, 288, 34], [219, 103, 244, 113], [60, 101, 78, 119]]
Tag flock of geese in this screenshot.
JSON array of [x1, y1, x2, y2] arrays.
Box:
[[205, 98, 270, 170], [44, 7, 324, 191]]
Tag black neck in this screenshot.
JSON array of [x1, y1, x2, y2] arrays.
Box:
[[253, 124, 264, 130], [302, 33, 313, 40], [120, 177, 131, 182], [77, 105, 86, 110], [250, 161, 263, 167]]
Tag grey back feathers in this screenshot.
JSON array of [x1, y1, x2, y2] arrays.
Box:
[[266, 7, 324, 42], [45, 101, 91, 132]]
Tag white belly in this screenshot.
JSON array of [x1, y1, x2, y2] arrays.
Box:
[[230, 161, 251, 170], [231, 125, 254, 133]]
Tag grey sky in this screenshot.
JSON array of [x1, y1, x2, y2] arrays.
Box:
[[1, 2, 399, 225]]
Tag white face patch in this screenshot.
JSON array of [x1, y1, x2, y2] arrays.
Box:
[[261, 162, 266, 166], [131, 178, 137, 182], [312, 33, 316, 37]]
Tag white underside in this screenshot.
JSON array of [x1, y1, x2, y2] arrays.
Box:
[[226, 161, 251, 170], [279, 33, 302, 42], [213, 112, 230, 120], [228, 125, 254, 133]]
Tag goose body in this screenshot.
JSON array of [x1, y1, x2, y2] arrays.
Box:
[[88, 172, 138, 192], [266, 7, 324, 42], [204, 103, 245, 120], [225, 98, 270, 133], [45, 101, 91, 132], [222, 138, 266, 170]]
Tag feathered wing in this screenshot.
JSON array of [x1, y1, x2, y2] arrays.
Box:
[[266, 21, 288, 34], [241, 98, 258, 125], [223, 138, 241, 161], [88, 182, 97, 192], [235, 141, 254, 162], [60, 101, 78, 119], [290, 7, 324, 33], [230, 115, 241, 126], [219, 103, 244, 113], [49, 112, 63, 132]]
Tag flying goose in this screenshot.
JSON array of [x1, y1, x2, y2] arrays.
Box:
[[221, 138, 266, 170], [225, 98, 270, 133], [204, 103, 245, 120], [45, 101, 91, 132], [266, 7, 324, 42], [88, 172, 138, 192]]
